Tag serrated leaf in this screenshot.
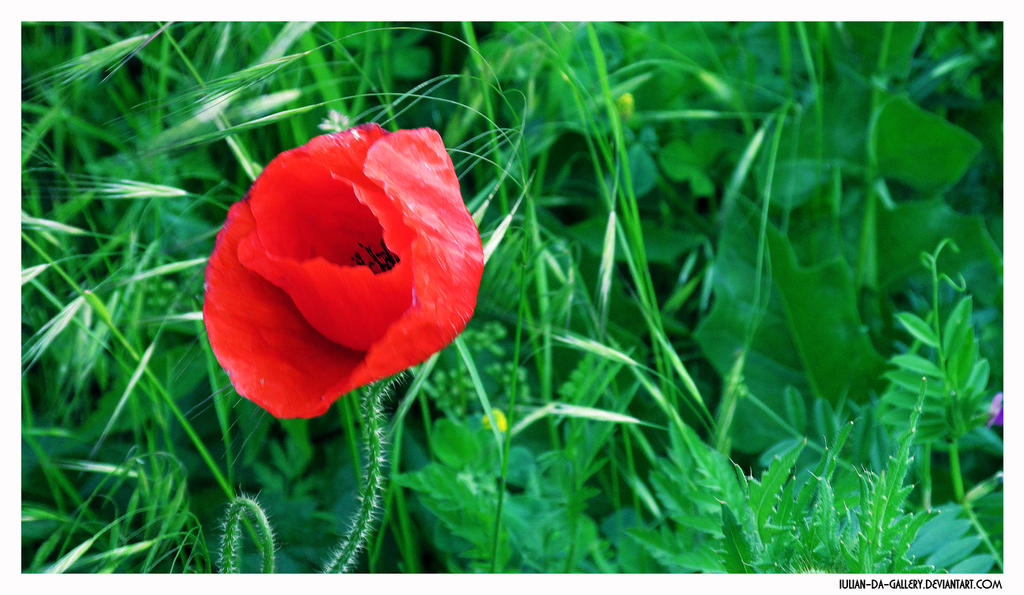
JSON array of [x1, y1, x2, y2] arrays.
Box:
[[892, 511, 934, 567], [720, 504, 756, 573], [629, 527, 724, 572], [824, 420, 855, 480], [882, 370, 946, 400], [812, 476, 839, 558], [754, 439, 805, 531]]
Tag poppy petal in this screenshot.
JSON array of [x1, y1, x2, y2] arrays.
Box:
[[203, 201, 364, 418], [339, 128, 484, 388], [247, 123, 391, 265], [237, 233, 414, 351], [239, 122, 415, 351]]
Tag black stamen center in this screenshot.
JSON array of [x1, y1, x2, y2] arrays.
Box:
[[350, 239, 400, 274]]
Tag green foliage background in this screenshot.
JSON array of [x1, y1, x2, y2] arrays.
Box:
[[21, 22, 1002, 573]]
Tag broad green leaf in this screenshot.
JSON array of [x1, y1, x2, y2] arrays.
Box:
[[872, 96, 982, 191], [767, 226, 886, 405], [876, 199, 1001, 303], [658, 139, 715, 196], [627, 143, 658, 197], [694, 207, 810, 453], [842, 22, 925, 79], [431, 418, 481, 469], [769, 158, 829, 209]]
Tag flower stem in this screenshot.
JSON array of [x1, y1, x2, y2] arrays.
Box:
[[219, 495, 276, 574], [322, 381, 390, 573], [488, 199, 532, 572], [921, 443, 933, 510], [949, 438, 965, 503]]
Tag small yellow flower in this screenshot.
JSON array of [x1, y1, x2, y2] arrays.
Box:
[[482, 408, 508, 433], [616, 92, 635, 120]]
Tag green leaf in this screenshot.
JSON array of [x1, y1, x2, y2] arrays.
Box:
[[890, 353, 943, 378], [890, 511, 934, 571], [925, 535, 983, 569], [694, 207, 810, 453], [942, 296, 973, 359], [950, 554, 996, 574], [812, 476, 839, 559], [842, 22, 925, 79], [783, 386, 807, 435], [964, 359, 991, 399], [911, 507, 972, 558], [658, 139, 700, 179], [943, 297, 980, 396], [872, 95, 982, 191], [895, 312, 939, 347], [876, 199, 1002, 305], [769, 158, 829, 209], [628, 143, 658, 197], [629, 526, 724, 572], [720, 504, 756, 573], [754, 438, 805, 531], [431, 418, 480, 469], [767, 226, 886, 405], [658, 139, 715, 196]]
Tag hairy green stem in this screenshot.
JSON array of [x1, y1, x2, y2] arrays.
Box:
[[322, 381, 390, 573], [219, 495, 276, 573]]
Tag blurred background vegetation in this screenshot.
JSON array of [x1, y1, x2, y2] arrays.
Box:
[[22, 22, 1002, 573]]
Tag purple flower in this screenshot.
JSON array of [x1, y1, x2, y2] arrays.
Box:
[[987, 392, 1003, 428]]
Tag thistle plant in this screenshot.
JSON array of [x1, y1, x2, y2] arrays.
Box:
[[632, 384, 929, 573]]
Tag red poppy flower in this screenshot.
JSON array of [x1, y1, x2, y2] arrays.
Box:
[[203, 124, 484, 418]]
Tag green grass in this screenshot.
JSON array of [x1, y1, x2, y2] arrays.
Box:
[[22, 22, 1002, 573]]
